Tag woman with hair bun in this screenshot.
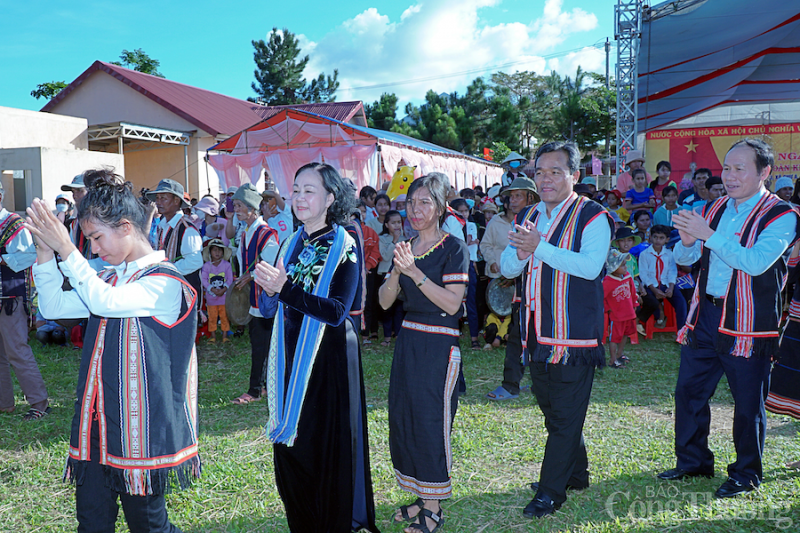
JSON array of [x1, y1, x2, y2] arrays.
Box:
[[27, 168, 200, 533], [254, 163, 379, 533]]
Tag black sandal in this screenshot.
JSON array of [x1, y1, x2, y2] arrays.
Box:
[[407, 507, 444, 533], [393, 497, 424, 523]]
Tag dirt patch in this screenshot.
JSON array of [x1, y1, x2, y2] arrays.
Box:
[[630, 404, 791, 433]]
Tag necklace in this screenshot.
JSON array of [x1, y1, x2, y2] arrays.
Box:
[[413, 230, 444, 256]]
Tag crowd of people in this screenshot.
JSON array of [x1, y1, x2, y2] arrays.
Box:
[[1, 136, 798, 532]]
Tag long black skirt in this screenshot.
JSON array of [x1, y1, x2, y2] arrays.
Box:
[[388, 314, 461, 500], [766, 318, 800, 419], [273, 317, 379, 533]]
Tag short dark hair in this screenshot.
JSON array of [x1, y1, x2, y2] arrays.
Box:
[[656, 160, 671, 172], [704, 176, 723, 189], [728, 138, 774, 176], [631, 168, 647, 180], [359, 185, 377, 199], [374, 192, 391, 207], [77, 168, 150, 239], [662, 185, 678, 197], [650, 224, 671, 238], [693, 168, 712, 180], [294, 163, 357, 227], [459, 188, 475, 199], [380, 210, 402, 235], [632, 209, 651, 224], [535, 141, 581, 174], [407, 174, 449, 225]]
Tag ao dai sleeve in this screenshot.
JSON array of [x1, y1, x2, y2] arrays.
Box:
[[279, 241, 359, 327]]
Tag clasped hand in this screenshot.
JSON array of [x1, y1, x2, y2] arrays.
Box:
[[25, 199, 75, 257], [673, 210, 714, 246], [392, 241, 418, 278], [254, 258, 288, 296], [508, 220, 540, 259]]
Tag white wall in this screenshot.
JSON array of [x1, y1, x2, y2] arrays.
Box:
[[0, 106, 88, 150], [0, 147, 123, 212]]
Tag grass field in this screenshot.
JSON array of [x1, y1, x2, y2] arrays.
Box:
[[1, 331, 798, 532]]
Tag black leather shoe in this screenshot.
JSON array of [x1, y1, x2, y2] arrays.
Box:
[[530, 481, 588, 492], [657, 468, 713, 481], [523, 493, 561, 518], [714, 477, 756, 498]]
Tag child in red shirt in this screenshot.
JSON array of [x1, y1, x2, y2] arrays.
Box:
[[603, 249, 638, 368]]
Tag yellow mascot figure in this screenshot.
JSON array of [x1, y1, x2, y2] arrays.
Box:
[[387, 166, 416, 200]]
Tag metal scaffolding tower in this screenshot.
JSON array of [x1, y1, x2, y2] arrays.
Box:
[[615, 0, 643, 173]]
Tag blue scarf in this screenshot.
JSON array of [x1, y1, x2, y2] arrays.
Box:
[[266, 225, 347, 445]]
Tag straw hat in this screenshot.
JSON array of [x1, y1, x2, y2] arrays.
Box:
[[625, 150, 645, 165], [202, 238, 232, 262]]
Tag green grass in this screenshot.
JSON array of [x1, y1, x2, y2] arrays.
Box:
[[1, 332, 799, 532]]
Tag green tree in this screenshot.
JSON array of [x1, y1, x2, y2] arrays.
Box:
[[31, 81, 67, 100], [365, 93, 399, 130], [250, 27, 338, 104], [111, 48, 164, 77]]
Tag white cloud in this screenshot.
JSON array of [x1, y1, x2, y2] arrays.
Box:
[[301, 0, 601, 112]]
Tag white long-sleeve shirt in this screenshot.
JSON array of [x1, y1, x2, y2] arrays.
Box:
[[242, 217, 280, 317], [638, 245, 677, 288], [0, 209, 36, 272], [480, 215, 512, 278], [158, 212, 203, 275], [500, 194, 611, 285], [33, 251, 182, 325]]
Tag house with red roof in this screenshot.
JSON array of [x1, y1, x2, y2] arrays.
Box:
[[41, 60, 367, 197]]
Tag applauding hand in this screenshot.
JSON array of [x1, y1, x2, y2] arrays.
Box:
[[254, 258, 288, 296], [25, 199, 76, 259]]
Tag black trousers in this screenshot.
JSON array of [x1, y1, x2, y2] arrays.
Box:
[[501, 303, 524, 395], [76, 427, 181, 533], [674, 300, 772, 485], [248, 316, 274, 397], [530, 362, 594, 505]]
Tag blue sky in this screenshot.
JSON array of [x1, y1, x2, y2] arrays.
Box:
[[0, 0, 615, 115]]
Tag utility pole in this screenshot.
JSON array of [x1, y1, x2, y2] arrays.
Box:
[[605, 38, 611, 163]]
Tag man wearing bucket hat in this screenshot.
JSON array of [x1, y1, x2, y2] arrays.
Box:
[[500, 141, 613, 518], [485, 176, 539, 402], [501, 151, 529, 187], [615, 150, 651, 194], [230, 183, 280, 405], [147, 179, 203, 301]]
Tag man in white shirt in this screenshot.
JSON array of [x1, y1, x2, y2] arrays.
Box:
[[0, 183, 49, 420]]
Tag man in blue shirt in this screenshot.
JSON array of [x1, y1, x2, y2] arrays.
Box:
[[502, 142, 612, 518], [659, 139, 800, 498]]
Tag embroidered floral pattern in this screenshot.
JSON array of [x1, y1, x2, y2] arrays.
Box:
[[287, 239, 329, 292]]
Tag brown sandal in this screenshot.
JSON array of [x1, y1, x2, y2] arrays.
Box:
[[231, 392, 261, 405]]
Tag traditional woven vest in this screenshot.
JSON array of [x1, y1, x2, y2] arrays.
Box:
[[65, 262, 200, 496], [240, 223, 278, 308], [518, 196, 613, 366], [159, 216, 194, 264], [0, 213, 28, 299], [677, 194, 800, 358]]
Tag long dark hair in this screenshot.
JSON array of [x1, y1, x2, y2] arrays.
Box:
[[381, 210, 402, 236], [294, 163, 358, 227], [77, 168, 150, 239]]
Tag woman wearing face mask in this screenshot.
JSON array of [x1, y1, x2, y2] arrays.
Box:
[[54, 194, 73, 224], [500, 152, 529, 187]]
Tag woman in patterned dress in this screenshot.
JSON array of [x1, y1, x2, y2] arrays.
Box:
[[379, 175, 469, 533], [254, 163, 379, 533]]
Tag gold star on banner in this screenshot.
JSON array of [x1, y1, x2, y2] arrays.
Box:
[[685, 141, 698, 153]]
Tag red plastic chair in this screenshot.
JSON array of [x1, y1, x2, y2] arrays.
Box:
[[644, 299, 677, 339]]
